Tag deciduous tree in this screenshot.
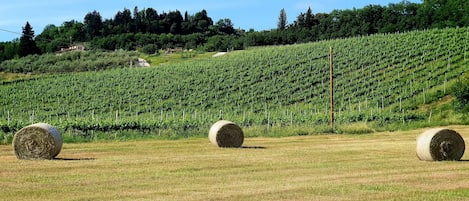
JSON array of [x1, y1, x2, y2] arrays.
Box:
[[84, 10, 103, 39]]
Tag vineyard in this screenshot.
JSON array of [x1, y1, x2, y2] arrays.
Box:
[[0, 28, 468, 141]]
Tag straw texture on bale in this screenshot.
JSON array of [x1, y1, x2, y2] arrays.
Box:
[[13, 123, 63, 160], [416, 128, 465, 161], [209, 120, 244, 148]]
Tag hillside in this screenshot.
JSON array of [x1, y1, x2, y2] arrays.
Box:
[[0, 28, 468, 141]]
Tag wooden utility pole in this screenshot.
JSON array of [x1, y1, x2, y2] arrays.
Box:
[[329, 47, 334, 131]]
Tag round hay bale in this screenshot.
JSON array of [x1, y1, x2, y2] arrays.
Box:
[[209, 120, 244, 148], [416, 128, 465, 161], [13, 123, 62, 160]]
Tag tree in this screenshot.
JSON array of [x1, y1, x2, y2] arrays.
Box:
[[193, 10, 213, 32], [0, 41, 19, 62], [278, 8, 287, 30], [165, 10, 183, 34], [35, 24, 61, 53], [295, 12, 306, 28], [182, 11, 194, 34], [215, 19, 235, 35], [132, 6, 143, 33], [63, 20, 86, 42], [144, 8, 159, 33], [360, 5, 384, 34], [304, 7, 318, 27], [416, 0, 468, 28], [84, 10, 103, 39], [18, 21, 40, 57]]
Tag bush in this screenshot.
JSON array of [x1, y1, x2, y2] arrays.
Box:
[[139, 44, 159, 55], [450, 73, 469, 111]]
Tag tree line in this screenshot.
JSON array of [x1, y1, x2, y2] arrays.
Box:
[[0, 0, 467, 63]]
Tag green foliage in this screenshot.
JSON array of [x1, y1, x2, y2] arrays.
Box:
[[0, 131, 13, 144], [0, 41, 19, 61], [0, 50, 139, 73], [203, 35, 238, 52], [450, 73, 469, 111], [139, 44, 159, 55], [418, 0, 469, 28], [214, 19, 235, 35]]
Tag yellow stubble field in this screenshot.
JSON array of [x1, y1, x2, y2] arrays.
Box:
[[1, 126, 469, 201]]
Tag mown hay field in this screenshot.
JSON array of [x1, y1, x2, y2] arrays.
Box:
[[1, 126, 469, 201]]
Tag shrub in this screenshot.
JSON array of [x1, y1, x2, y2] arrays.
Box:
[[450, 73, 469, 111], [139, 44, 159, 55]]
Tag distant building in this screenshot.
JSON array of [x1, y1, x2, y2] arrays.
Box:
[[165, 47, 183, 54], [58, 44, 85, 53]]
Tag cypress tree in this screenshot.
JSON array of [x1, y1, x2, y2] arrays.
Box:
[[19, 21, 40, 57], [278, 8, 287, 30]]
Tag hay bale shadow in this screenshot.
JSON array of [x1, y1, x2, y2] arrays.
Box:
[[54, 157, 96, 161], [454, 159, 469, 162], [241, 146, 266, 149]]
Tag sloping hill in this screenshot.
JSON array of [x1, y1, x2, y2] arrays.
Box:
[[0, 28, 467, 138]]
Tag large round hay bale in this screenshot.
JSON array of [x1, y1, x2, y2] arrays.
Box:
[[13, 123, 63, 160], [416, 128, 465, 161], [209, 120, 244, 148]]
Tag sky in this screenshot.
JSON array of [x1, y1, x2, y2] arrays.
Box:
[[0, 0, 421, 42]]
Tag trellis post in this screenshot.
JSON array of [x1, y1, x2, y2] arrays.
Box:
[[329, 47, 334, 131]]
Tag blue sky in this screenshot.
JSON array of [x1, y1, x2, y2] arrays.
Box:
[[0, 0, 421, 42]]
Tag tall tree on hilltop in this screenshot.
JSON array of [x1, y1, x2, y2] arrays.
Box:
[[193, 10, 213, 32], [304, 7, 318, 27], [165, 10, 183, 34], [84, 10, 103, 39], [182, 11, 194, 34], [278, 8, 287, 30], [19, 21, 40, 57], [215, 19, 235, 35], [132, 6, 143, 33], [144, 8, 159, 33]]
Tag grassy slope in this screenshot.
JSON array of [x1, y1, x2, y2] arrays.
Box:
[[141, 50, 215, 65], [0, 72, 32, 81], [1, 126, 469, 200], [0, 28, 468, 140]]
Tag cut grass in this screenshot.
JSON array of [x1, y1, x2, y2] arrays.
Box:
[[1, 126, 469, 200]]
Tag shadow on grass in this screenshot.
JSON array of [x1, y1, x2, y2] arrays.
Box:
[[241, 146, 266, 149], [419, 159, 469, 162], [54, 157, 97, 161]]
